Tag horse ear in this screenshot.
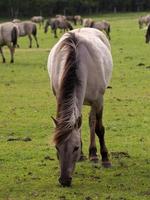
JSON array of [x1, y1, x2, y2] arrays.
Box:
[[51, 116, 58, 127]]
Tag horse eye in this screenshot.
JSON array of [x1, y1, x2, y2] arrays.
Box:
[[73, 146, 79, 153]]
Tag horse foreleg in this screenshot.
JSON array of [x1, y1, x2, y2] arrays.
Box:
[[95, 107, 111, 168], [0, 47, 6, 63], [89, 107, 98, 163], [28, 35, 32, 48], [78, 132, 86, 161]]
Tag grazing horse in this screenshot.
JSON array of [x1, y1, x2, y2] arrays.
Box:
[[83, 18, 94, 27], [47, 28, 113, 187], [145, 24, 150, 43], [0, 22, 18, 63], [44, 18, 73, 38], [15, 21, 39, 48], [66, 15, 76, 25], [74, 15, 83, 25], [12, 19, 21, 23], [31, 16, 44, 28], [90, 20, 111, 40], [138, 15, 150, 29]]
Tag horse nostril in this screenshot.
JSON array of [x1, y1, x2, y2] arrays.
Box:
[[59, 177, 72, 187]]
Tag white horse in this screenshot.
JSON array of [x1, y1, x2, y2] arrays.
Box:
[[47, 27, 113, 187], [0, 22, 18, 63]]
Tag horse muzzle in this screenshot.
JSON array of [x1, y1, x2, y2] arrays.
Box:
[[59, 177, 72, 187]]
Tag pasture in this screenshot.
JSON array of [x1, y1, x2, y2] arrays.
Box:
[[0, 13, 150, 200]]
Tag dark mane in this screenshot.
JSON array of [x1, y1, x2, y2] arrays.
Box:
[[54, 32, 80, 145]]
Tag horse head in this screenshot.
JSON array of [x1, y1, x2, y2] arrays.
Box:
[[53, 116, 82, 187]]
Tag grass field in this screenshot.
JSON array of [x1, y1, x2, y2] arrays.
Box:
[[0, 13, 150, 200]]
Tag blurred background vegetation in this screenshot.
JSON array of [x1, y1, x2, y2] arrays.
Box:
[[0, 0, 150, 18]]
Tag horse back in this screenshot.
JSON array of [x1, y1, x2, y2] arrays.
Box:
[[48, 28, 113, 102]]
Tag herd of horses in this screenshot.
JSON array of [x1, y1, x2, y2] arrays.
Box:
[[0, 14, 150, 187], [0, 14, 150, 63]]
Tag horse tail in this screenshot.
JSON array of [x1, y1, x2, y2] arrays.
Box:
[[32, 24, 37, 36], [11, 26, 18, 47]]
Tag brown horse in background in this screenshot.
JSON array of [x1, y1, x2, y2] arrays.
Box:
[[14, 21, 39, 48], [44, 18, 73, 38]]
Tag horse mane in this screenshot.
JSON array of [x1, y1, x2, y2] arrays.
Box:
[[54, 32, 80, 145]]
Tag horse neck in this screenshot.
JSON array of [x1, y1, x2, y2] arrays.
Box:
[[57, 87, 80, 128]]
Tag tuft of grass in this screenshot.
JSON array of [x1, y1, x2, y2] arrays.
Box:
[[0, 13, 150, 200]]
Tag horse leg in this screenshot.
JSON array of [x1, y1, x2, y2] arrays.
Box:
[[28, 35, 32, 48], [0, 47, 6, 63], [78, 133, 86, 161], [89, 106, 99, 162], [54, 29, 58, 38], [95, 107, 111, 168], [33, 34, 39, 48], [8, 46, 15, 63]]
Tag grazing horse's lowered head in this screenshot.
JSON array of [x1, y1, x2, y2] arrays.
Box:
[[48, 28, 113, 187], [53, 114, 82, 187]]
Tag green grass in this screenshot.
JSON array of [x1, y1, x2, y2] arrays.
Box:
[[0, 13, 150, 200]]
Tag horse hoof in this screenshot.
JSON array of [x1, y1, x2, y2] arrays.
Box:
[[78, 154, 87, 162], [102, 161, 112, 168], [90, 156, 99, 163]]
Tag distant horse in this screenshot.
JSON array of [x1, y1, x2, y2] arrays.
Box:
[[145, 24, 150, 43], [47, 28, 113, 187], [83, 18, 94, 27], [138, 15, 150, 29], [74, 15, 83, 25], [90, 20, 111, 40], [44, 18, 73, 38], [0, 22, 18, 63], [66, 16, 76, 25], [15, 21, 39, 48], [12, 19, 21, 23], [31, 16, 44, 28]]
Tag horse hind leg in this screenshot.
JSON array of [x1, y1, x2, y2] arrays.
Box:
[[0, 47, 6, 63], [95, 107, 111, 168], [28, 35, 32, 48], [9, 46, 15, 63], [89, 106, 99, 163], [33, 34, 39, 48]]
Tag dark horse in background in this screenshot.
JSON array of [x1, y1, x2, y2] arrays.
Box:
[[44, 18, 73, 38], [47, 28, 113, 187]]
